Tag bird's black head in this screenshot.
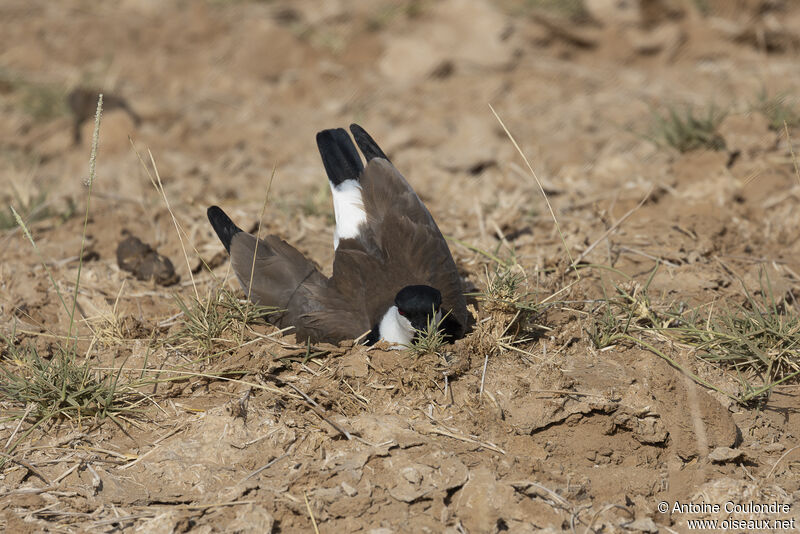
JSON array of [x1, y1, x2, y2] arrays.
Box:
[[395, 285, 442, 332]]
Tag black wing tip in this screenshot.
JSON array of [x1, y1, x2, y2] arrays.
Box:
[[349, 123, 390, 163], [314, 128, 346, 150], [316, 128, 364, 187], [207, 205, 241, 253]]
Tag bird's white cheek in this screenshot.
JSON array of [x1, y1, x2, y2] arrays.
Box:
[[379, 306, 415, 347], [398, 313, 414, 334]]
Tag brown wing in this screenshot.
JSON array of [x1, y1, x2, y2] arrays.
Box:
[[335, 158, 468, 335], [210, 206, 372, 344], [293, 252, 375, 343], [359, 159, 440, 241], [228, 233, 315, 325], [230, 232, 377, 343]]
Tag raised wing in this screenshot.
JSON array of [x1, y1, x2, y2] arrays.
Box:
[[316, 128, 368, 251], [336, 126, 468, 336]]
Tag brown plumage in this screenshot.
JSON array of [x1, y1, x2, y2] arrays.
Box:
[[208, 124, 467, 344]]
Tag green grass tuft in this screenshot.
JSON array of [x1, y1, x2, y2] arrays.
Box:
[[587, 265, 800, 404], [0, 191, 77, 230], [525, 0, 588, 20], [172, 288, 278, 355], [482, 263, 540, 312], [407, 310, 450, 357], [675, 274, 800, 402], [366, 0, 424, 31], [753, 89, 800, 131], [0, 68, 69, 121], [650, 104, 727, 153], [0, 335, 142, 427]]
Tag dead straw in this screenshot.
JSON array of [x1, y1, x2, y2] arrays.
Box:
[[489, 103, 578, 277]]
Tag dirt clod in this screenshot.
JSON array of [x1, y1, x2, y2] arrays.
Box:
[[116, 234, 179, 286]]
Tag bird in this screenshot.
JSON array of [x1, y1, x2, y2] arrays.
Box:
[[207, 124, 468, 346]]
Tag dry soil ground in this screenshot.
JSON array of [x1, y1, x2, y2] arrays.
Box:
[[2, 1, 800, 532]]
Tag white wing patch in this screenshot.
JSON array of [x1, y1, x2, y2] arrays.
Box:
[[330, 179, 367, 250], [378, 305, 415, 347]]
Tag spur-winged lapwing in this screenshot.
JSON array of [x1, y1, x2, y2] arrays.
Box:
[[207, 124, 468, 346]]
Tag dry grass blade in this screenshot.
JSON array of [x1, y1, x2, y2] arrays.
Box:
[[510, 480, 572, 509], [150, 150, 198, 299], [111, 367, 293, 399], [128, 139, 200, 300], [766, 445, 800, 478], [786, 121, 800, 185], [425, 427, 506, 454], [569, 187, 652, 271], [68, 94, 103, 340], [246, 166, 277, 301], [241, 440, 295, 482], [3, 403, 34, 449], [304, 491, 321, 534], [479, 352, 489, 397], [0, 451, 51, 484], [284, 382, 352, 440], [489, 103, 579, 276]]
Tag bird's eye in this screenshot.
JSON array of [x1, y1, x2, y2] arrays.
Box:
[[397, 309, 406, 316]]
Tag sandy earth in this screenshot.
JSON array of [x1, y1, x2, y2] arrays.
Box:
[[2, 0, 800, 532]]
